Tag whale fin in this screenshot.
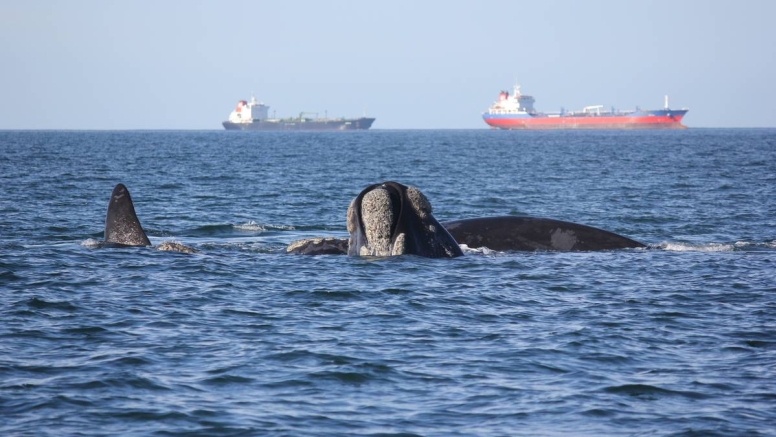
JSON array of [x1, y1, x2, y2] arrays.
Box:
[[104, 183, 152, 247], [443, 216, 645, 252]]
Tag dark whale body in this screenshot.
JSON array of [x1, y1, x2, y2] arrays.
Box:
[[443, 216, 645, 252]]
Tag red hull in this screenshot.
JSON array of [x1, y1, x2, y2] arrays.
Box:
[[484, 115, 687, 130]]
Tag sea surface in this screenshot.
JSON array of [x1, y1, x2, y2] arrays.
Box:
[[1, 129, 775, 436]]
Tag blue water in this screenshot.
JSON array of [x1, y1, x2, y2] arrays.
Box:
[[1, 129, 775, 436]]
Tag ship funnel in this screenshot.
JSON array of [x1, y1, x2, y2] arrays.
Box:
[[664, 95, 669, 109]]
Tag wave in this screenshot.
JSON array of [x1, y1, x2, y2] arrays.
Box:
[[181, 222, 296, 237], [234, 221, 296, 232], [657, 242, 736, 252], [231, 220, 267, 232], [603, 383, 710, 400], [195, 241, 286, 254], [24, 297, 79, 311], [80, 238, 102, 248], [656, 240, 776, 252], [459, 244, 500, 255]]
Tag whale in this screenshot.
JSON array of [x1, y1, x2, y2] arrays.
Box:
[[101, 183, 195, 253], [287, 181, 645, 257], [443, 216, 645, 252]]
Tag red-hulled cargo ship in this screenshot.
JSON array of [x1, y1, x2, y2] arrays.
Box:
[[483, 84, 689, 130]]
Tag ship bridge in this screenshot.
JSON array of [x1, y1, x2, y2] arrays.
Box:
[[487, 83, 536, 114], [228, 96, 269, 123]]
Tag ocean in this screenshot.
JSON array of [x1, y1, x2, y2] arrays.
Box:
[[1, 129, 775, 436]]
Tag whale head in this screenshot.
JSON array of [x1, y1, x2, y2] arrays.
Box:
[[346, 181, 463, 258]]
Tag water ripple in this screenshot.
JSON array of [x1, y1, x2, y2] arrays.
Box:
[[0, 130, 774, 435]]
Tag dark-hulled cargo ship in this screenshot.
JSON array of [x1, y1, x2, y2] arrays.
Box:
[[483, 83, 689, 130], [222, 97, 375, 131]]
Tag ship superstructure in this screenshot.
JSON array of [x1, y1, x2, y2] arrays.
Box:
[[227, 97, 270, 124]]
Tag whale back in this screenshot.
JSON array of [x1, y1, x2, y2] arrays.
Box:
[[443, 216, 645, 252]]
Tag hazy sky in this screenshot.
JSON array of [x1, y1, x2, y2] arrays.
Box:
[[2, 0, 775, 129]]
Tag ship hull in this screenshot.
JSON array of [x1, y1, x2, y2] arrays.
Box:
[[223, 117, 375, 131], [483, 110, 688, 130]]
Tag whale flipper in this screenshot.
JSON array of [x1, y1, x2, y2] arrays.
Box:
[[347, 182, 463, 258], [104, 183, 152, 247], [443, 216, 645, 252]]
